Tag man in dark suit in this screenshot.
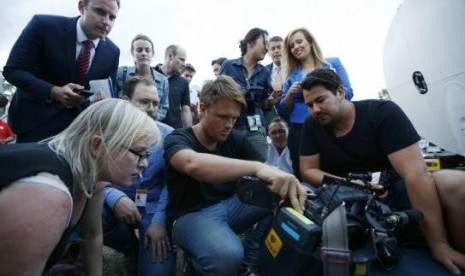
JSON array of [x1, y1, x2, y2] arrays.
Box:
[[3, 0, 120, 142], [264, 36, 284, 131], [265, 36, 284, 91]]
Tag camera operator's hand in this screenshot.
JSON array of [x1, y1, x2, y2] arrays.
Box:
[[256, 165, 307, 213], [50, 83, 87, 107], [431, 242, 465, 275]]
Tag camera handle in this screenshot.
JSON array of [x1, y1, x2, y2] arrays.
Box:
[[321, 203, 351, 276]]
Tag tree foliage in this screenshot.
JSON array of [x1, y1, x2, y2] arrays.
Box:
[[0, 70, 16, 98], [378, 88, 390, 100]]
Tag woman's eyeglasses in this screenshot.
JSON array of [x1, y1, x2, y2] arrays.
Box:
[[122, 146, 151, 163]]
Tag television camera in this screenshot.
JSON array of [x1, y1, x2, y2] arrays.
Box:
[[237, 175, 422, 275]]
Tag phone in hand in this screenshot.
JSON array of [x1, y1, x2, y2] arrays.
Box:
[[75, 89, 94, 98]]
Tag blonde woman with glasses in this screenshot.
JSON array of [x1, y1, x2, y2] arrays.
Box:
[[0, 99, 160, 275]]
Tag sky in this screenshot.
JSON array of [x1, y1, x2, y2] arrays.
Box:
[[0, 0, 405, 100]]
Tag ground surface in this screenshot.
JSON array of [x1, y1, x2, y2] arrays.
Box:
[[103, 246, 185, 276], [103, 247, 123, 275]]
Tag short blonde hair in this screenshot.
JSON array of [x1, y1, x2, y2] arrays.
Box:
[[48, 99, 160, 197], [199, 75, 247, 111]]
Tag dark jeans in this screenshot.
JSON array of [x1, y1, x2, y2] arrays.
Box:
[[102, 203, 176, 275]]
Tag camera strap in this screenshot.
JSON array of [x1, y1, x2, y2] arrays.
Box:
[[321, 203, 351, 276]]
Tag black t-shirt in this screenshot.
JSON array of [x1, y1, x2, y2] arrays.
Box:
[[162, 73, 191, 129], [164, 127, 265, 222], [0, 143, 73, 189], [300, 100, 420, 177], [0, 142, 74, 270]]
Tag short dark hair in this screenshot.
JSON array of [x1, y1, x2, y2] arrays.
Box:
[[239, 28, 268, 56], [268, 116, 288, 128], [183, 63, 196, 73], [301, 69, 342, 95], [164, 45, 179, 58], [211, 57, 227, 66], [122, 76, 155, 98], [269, 36, 283, 43]]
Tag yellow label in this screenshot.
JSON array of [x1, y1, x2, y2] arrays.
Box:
[[265, 228, 283, 258], [425, 158, 441, 171], [285, 207, 313, 225], [353, 263, 368, 275]]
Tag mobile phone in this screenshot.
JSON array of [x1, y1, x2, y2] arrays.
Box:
[[76, 89, 94, 98]]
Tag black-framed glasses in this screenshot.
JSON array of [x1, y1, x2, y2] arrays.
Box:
[[122, 146, 151, 163]]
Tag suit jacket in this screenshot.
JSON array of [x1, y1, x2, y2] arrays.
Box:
[[3, 14, 120, 142], [265, 63, 273, 73], [265, 63, 276, 87]]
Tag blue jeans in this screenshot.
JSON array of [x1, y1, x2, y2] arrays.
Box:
[[172, 196, 272, 275], [102, 204, 175, 276]]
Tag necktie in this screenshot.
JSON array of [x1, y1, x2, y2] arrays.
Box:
[[273, 66, 283, 91], [75, 40, 94, 84]]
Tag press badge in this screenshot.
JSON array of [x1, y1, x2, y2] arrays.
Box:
[[247, 115, 262, 131], [135, 189, 147, 207]]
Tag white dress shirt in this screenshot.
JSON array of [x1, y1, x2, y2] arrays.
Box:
[[266, 143, 293, 174]]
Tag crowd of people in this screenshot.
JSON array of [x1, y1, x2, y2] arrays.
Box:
[[1, 0, 465, 275]]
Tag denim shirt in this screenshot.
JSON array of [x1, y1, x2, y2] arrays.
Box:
[[104, 122, 173, 226], [115, 66, 170, 121], [278, 57, 354, 124], [219, 57, 272, 128]]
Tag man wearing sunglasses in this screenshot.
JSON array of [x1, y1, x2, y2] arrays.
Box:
[[102, 76, 175, 275]]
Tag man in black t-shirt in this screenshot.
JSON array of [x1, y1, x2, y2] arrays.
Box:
[[164, 75, 306, 275], [299, 68, 465, 274], [156, 45, 192, 129]]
